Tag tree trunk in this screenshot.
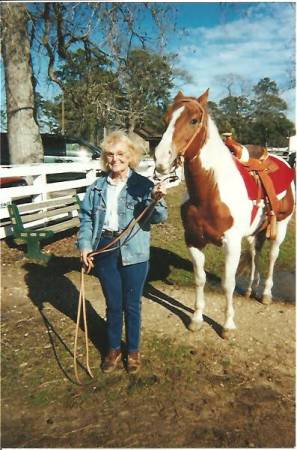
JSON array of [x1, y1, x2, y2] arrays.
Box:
[[2, 3, 43, 164]]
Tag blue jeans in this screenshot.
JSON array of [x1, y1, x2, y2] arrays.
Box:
[[94, 236, 149, 352]]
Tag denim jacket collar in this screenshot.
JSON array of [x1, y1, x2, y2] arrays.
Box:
[[93, 169, 139, 191]]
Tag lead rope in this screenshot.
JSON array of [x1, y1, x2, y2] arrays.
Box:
[[74, 267, 94, 384], [73, 198, 159, 385]]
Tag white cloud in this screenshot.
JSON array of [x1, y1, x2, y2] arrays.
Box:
[[173, 3, 296, 121]]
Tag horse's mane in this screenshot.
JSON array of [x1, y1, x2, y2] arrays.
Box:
[[205, 115, 232, 159]]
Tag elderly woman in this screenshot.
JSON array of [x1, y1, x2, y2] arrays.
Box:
[[77, 130, 167, 374]]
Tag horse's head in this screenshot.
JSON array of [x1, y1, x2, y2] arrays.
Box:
[[154, 89, 209, 176]]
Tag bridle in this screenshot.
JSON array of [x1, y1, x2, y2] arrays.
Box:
[[178, 98, 208, 161], [153, 170, 180, 184], [154, 98, 208, 181]]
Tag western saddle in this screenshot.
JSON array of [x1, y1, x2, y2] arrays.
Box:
[[223, 134, 293, 239]]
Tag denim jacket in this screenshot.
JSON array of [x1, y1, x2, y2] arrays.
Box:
[[77, 170, 168, 265]]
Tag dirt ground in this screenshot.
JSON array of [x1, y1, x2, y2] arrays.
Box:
[[1, 233, 295, 448]]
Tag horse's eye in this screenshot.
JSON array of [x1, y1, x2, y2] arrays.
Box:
[[191, 118, 198, 125]]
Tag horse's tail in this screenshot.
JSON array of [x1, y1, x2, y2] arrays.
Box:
[[236, 249, 252, 277]]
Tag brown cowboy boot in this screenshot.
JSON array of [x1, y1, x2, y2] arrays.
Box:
[[101, 349, 122, 373], [127, 351, 141, 374]]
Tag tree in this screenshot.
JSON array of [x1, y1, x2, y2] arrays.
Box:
[[2, 2, 176, 162], [209, 95, 253, 142], [37, 47, 175, 141], [215, 73, 251, 97], [35, 92, 60, 134], [249, 78, 295, 146], [117, 48, 174, 132], [208, 77, 295, 147], [218, 95, 252, 142], [42, 48, 121, 142], [2, 3, 43, 164]]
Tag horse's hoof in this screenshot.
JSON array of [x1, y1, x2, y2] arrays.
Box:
[[188, 320, 204, 332], [244, 290, 252, 298], [261, 295, 272, 305], [221, 328, 236, 340]]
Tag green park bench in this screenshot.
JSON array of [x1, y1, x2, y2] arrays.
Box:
[[8, 195, 82, 261]]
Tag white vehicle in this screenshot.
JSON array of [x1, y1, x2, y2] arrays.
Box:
[[43, 136, 101, 164]]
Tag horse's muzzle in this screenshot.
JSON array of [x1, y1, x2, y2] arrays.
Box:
[[154, 163, 171, 176]]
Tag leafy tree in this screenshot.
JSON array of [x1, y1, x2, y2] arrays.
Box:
[[118, 48, 174, 132], [47, 48, 120, 142], [37, 47, 175, 142], [208, 100, 234, 137], [218, 95, 252, 142], [209, 78, 295, 147], [249, 78, 295, 146]]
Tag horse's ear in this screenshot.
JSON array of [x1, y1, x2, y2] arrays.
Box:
[[174, 91, 185, 101], [197, 89, 209, 106]]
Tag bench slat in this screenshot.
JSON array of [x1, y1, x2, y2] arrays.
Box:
[[20, 217, 79, 235], [17, 196, 77, 213], [45, 217, 79, 233], [20, 204, 78, 224]]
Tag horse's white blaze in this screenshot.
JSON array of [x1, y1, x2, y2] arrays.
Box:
[[154, 107, 184, 174]]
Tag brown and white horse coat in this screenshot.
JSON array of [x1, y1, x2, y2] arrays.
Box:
[[154, 90, 295, 337]]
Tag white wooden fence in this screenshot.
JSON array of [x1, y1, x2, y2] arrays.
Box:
[[0, 158, 182, 239]]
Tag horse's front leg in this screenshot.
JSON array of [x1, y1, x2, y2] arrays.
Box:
[[222, 236, 242, 339], [188, 246, 206, 332]]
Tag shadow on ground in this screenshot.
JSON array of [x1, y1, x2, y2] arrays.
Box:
[[148, 246, 221, 286], [143, 284, 223, 337], [23, 256, 108, 383], [147, 246, 192, 283], [148, 246, 295, 304]]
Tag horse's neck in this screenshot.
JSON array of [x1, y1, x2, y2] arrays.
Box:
[[184, 117, 241, 205], [200, 117, 234, 172]]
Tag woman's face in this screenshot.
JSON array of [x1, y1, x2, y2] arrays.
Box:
[[105, 141, 131, 175]]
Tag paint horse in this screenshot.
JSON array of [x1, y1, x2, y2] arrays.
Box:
[[154, 90, 295, 338]]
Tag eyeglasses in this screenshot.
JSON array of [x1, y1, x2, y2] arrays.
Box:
[[105, 151, 129, 159]]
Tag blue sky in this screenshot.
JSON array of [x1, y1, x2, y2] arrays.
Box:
[[169, 2, 296, 120]]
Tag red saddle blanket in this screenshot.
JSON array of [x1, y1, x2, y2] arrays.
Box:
[[234, 155, 295, 200]]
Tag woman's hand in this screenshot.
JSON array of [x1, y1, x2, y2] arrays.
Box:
[[80, 250, 94, 273], [151, 183, 167, 201]]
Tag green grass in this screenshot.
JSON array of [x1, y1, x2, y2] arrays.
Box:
[[150, 182, 295, 286]]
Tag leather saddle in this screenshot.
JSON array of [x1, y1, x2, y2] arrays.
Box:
[[224, 135, 294, 239]]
